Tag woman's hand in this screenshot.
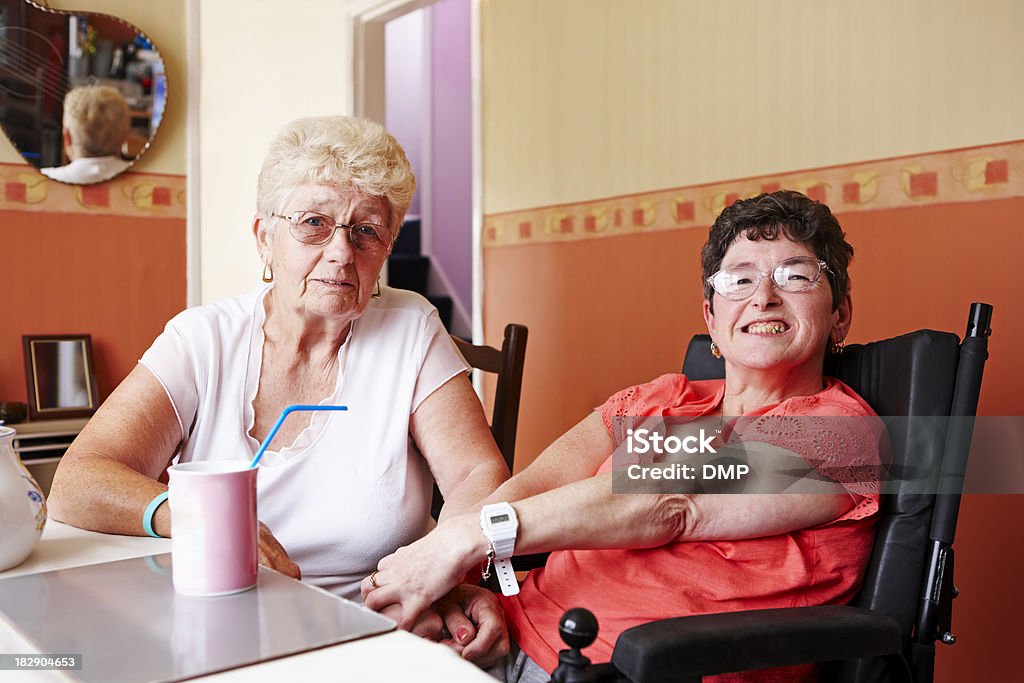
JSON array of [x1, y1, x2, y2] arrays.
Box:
[[435, 585, 510, 668], [258, 521, 301, 579], [361, 513, 484, 628], [379, 603, 445, 641]]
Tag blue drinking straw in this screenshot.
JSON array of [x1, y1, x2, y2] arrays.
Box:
[[249, 404, 348, 468]]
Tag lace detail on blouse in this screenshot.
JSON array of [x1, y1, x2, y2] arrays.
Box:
[[599, 375, 884, 521]]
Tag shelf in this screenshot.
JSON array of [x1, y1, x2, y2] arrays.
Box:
[[9, 418, 90, 435], [8, 420, 89, 497]]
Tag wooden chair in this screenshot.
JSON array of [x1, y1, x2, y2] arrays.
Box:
[[431, 323, 528, 519]]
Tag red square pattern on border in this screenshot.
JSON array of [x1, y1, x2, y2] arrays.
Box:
[[909, 172, 937, 197], [842, 182, 861, 203], [152, 187, 172, 205], [985, 160, 1008, 185], [674, 201, 695, 222], [81, 185, 110, 206], [5, 182, 26, 202]]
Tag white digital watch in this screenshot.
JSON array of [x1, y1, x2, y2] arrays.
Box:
[[480, 502, 519, 596]]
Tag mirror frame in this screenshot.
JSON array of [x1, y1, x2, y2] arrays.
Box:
[[22, 333, 99, 420], [0, 0, 169, 184]]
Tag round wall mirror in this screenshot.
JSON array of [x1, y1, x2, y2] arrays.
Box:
[[0, 0, 168, 184]]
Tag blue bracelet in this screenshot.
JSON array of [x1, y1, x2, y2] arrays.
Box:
[[143, 491, 170, 538]]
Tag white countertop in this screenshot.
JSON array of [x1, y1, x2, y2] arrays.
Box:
[[0, 523, 496, 682]]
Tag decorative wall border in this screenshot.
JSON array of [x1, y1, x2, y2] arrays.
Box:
[[0, 162, 186, 219], [483, 140, 1024, 248]]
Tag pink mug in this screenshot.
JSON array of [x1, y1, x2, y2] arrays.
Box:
[[168, 461, 258, 596]]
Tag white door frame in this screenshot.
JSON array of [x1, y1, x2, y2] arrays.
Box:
[[350, 0, 484, 344], [185, 0, 201, 306]]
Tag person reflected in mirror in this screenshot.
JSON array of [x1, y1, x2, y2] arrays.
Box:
[[40, 85, 132, 184], [48, 116, 511, 662]]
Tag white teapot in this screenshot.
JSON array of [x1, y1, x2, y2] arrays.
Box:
[[0, 426, 47, 571]]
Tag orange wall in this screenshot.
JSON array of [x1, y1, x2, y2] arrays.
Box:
[[483, 162, 1022, 678], [484, 197, 1021, 462], [483, 141, 1024, 462], [0, 204, 186, 404]]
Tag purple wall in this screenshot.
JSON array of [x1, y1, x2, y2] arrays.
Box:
[[385, 10, 424, 219], [429, 0, 472, 313]]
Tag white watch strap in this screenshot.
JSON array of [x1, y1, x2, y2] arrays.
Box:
[[492, 535, 516, 560], [494, 558, 519, 596]]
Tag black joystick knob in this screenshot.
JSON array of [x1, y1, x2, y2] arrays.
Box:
[[559, 608, 598, 650], [550, 608, 599, 683]]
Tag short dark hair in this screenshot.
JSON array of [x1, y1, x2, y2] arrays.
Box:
[[700, 190, 853, 311]]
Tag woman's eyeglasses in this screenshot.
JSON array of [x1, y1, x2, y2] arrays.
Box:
[[707, 256, 831, 301], [272, 211, 392, 253]]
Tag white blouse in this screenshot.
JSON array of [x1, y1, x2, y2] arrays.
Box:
[[140, 285, 470, 600]]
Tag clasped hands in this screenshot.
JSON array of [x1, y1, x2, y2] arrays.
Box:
[[360, 513, 509, 667]]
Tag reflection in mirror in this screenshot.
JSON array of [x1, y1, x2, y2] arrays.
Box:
[[0, 0, 167, 184], [22, 334, 99, 420]]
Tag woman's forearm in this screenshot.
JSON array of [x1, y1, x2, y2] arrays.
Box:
[[482, 411, 616, 508], [46, 364, 182, 536], [505, 473, 686, 554], [364, 471, 690, 623], [437, 460, 509, 521], [437, 473, 688, 577], [48, 452, 170, 536]]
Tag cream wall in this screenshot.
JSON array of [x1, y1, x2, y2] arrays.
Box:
[[481, 0, 1024, 213], [197, 0, 357, 303], [0, 0, 187, 174]]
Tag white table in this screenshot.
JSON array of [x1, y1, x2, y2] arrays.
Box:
[[0, 523, 495, 682]]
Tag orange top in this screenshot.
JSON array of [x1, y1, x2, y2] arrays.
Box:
[[502, 375, 882, 681]]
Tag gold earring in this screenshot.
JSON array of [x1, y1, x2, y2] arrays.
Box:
[[830, 338, 845, 355], [710, 341, 722, 359], [372, 278, 382, 298], [262, 263, 273, 283]]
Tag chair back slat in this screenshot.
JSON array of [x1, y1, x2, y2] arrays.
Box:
[[431, 324, 527, 520], [452, 337, 503, 374], [453, 324, 528, 472]]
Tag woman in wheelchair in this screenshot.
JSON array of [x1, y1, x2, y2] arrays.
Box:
[[364, 190, 885, 682]]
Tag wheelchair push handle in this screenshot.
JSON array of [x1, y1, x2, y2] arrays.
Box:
[[965, 302, 992, 339]]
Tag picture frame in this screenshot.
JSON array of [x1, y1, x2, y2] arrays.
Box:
[[22, 334, 99, 420]]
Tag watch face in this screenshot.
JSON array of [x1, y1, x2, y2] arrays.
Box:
[[489, 514, 510, 524]]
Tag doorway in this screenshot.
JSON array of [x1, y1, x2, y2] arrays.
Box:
[[353, 0, 479, 341]]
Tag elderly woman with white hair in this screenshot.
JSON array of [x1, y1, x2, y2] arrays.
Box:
[[49, 117, 510, 651], [41, 84, 132, 184]]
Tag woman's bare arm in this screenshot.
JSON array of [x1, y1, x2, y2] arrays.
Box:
[[482, 411, 614, 503], [48, 364, 302, 577], [364, 414, 854, 627], [47, 364, 181, 537], [410, 373, 510, 521]]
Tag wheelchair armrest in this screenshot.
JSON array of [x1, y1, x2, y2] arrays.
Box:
[[611, 605, 902, 681], [512, 552, 550, 571]]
